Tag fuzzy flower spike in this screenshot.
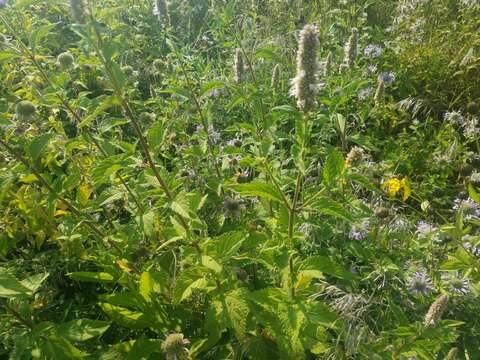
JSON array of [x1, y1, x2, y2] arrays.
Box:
[[290, 24, 320, 112], [70, 0, 88, 24], [344, 28, 359, 69]]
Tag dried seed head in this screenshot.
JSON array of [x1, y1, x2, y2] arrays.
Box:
[[290, 24, 319, 112], [154, 0, 171, 27], [57, 52, 74, 69], [162, 333, 190, 360], [70, 0, 88, 24], [424, 294, 449, 327], [466, 101, 479, 115], [271, 64, 280, 89], [346, 146, 364, 166], [15, 100, 36, 121], [153, 58, 165, 72], [324, 51, 333, 76], [122, 65, 134, 77], [234, 48, 244, 84], [374, 79, 385, 105], [344, 28, 359, 69], [444, 348, 458, 360]]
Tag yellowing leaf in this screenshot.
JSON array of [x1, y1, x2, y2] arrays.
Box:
[[78, 185, 92, 206], [117, 259, 134, 273]]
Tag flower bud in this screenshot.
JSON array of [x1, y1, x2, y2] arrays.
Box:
[[57, 52, 74, 70], [15, 100, 37, 122], [290, 24, 319, 112], [424, 294, 448, 327], [234, 48, 244, 84], [271, 64, 280, 89]]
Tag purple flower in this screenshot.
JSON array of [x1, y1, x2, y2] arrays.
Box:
[[358, 87, 373, 101], [349, 220, 370, 240], [378, 71, 396, 86], [415, 221, 438, 240], [364, 44, 382, 58], [442, 271, 471, 295], [453, 198, 480, 220], [407, 269, 433, 296]]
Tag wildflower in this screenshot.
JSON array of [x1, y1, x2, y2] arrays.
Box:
[[469, 170, 480, 185], [389, 217, 411, 233], [462, 117, 479, 139], [224, 196, 244, 218], [358, 87, 373, 101], [196, 124, 221, 144], [122, 65, 134, 77], [367, 64, 378, 74], [70, 0, 88, 24], [463, 237, 480, 257], [374, 79, 385, 105], [234, 48, 244, 84], [415, 221, 439, 240], [290, 24, 319, 112], [153, 59, 165, 72], [378, 71, 396, 86], [227, 154, 242, 166], [453, 197, 480, 220], [364, 44, 382, 58], [382, 178, 411, 201], [227, 138, 242, 148], [444, 348, 458, 360], [161, 333, 190, 360], [236, 170, 250, 184], [154, 0, 171, 27], [442, 271, 471, 295], [424, 294, 449, 327], [346, 146, 364, 166], [271, 64, 280, 89], [407, 270, 433, 296], [299, 223, 313, 237], [349, 220, 370, 240], [15, 101, 36, 122], [57, 52, 74, 70], [323, 51, 333, 76], [444, 111, 465, 126], [344, 28, 359, 69]]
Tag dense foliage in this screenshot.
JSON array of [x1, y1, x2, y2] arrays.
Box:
[[0, 0, 479, 358]]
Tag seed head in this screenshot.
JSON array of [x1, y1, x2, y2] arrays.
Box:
[[122, 65, 134, 77], [154, 0, 171, 27], [466, 101, 479, 115], [271, 64, 280, 89], [57, 52, 74, 69], [324, 51, 333, 76], [162, 333, 190, 360], [344, 28, 359, 69], [15, 101, 37, 122], [346, 146, 364, 166], [290, 24, 319, 112], [234, 48, 244, 84], [374, 79, 385, 105], [424, 294, 449, 327], [153, 58, 165, 72], [70, 0, 88, 24]]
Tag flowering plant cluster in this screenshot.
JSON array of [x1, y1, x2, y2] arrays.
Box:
[[0, 0, 479, 359]]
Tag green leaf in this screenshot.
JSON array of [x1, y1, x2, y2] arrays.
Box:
[[173, 269, 208, 304], [147, 121, 166, 150], [40, 336, 88, 359], [309, 197, 355, 223], [78, 96, 121, 128], [29, 23, 57, 49], [99, 303, 150, 330], [29, 134, 55, 160], [20, 272, 49, 294], [139, 270, 169, 302], [322, 148, 345, 187], [0, 270, 32, 298], [214, 231, 245, 261], [58, 319, 110, 342], [227, 181, 286, 204], [68, 272, 115, 284], [468, 183, 480, 204], [200, 80, 224, 97], [300, 255, 357, 280]]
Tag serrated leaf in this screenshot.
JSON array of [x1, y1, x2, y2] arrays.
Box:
[[227, 181, 286, 204], [214, 231, 245, 261], [309, 197, 355, 222], [322, 148, 345, 186]]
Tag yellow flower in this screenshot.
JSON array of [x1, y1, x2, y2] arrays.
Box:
[[382, 177, 411, 201]]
